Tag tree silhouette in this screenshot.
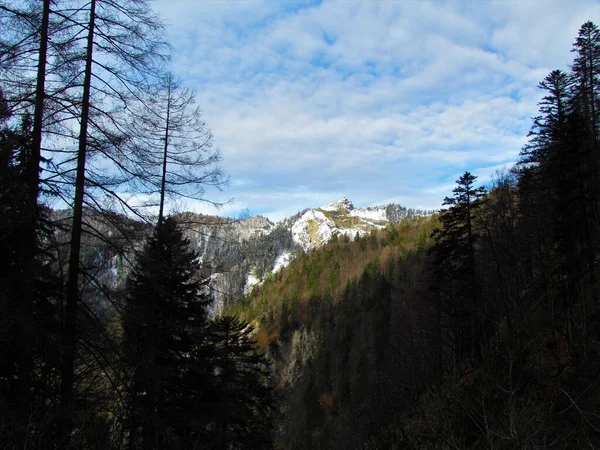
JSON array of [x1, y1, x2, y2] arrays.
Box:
[[430, 171, 486, 366], [125, 72, 226, 224], [204, 315, 273, 450], [0, 96, 60, 448], [123, 217, 211, 449]]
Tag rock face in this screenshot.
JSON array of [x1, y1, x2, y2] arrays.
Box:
[[61, 199, 432, 315], [288, 197, 429, 252]]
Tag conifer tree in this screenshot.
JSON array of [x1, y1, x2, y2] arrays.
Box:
[[516, 22, 600, 354], [123, 217, 211, 449], [204, 315, 273, 450], [571, 21, 600, 141], [125, 72, 226, 224], [432, 172, 485, 283], [60, 1, 167, 441], [0, 94, 60, 448], [430, 171, 486, 366]]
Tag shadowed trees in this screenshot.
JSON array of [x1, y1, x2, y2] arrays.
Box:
[[0, 93, 61, 448], [124, 217, 211, 449], [430, 171, 486, 367], [204, 315, 273, 450]]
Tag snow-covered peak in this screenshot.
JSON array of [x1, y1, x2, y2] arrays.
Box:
[[291, 210, 336, 251], [320, 197, 354, 213]]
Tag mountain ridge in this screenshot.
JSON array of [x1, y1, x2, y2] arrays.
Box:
[[51, 197, 433, 315]]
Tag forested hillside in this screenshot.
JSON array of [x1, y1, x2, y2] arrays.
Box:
[[0, 1, 599, 448], [232, 21, 600, 449]]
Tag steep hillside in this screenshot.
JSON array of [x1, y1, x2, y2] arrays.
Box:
[[175, 198, 431, 311], [230, 174, 600, 450], [225, 215, 439, 449], [228, 215, 437, 330]]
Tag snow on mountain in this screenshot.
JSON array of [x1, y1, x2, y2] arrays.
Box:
[[291, 210, 336, 251], [273, 251, 292, 273], [349, 206, 388, 222], [320, 197, 354, 213], [288, 198, 404, 252], [72, 197, 431, 315], [230, 215, 275, 242], [243, 269, 262, 295]]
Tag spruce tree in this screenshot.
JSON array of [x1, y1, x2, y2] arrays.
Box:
[[204, 315, 273, 450], [570, 21, 600, 141], [123, 217, 211, 449], [432, 172, 485, 282], [516, 22, 600, 354], [430, 171, 486, 366]]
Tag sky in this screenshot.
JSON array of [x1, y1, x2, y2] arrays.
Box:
[[152, 0, 599, 222]]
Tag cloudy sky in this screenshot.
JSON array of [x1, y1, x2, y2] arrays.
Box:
[[152, 0, 598, 222]]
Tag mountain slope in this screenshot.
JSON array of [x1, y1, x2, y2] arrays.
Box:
[[51, 199, 432, 315], [225, 215, 440, 449], [180, 198, 432, 312]]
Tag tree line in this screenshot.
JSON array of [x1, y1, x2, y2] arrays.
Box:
[[0, 0, 272, 448]]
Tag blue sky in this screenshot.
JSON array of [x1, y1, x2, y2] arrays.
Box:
[[152, 0, 599, 221]]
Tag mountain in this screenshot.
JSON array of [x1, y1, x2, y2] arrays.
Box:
[[226, 214, 440, 449], [52, 199, 432, 315], [287, 197, 429, 251], [177, 198, 432, 312]]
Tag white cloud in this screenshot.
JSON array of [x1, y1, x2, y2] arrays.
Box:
[[149, 0, 598, 221]]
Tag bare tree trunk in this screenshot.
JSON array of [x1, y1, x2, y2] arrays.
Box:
[[61, 0, 96, 444], [16, 1, 50, 445], [158, 75, 172, 225]]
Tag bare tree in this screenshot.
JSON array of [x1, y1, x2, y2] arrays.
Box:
[[56, 0, 168, 444], [125, 72, 227, 225]]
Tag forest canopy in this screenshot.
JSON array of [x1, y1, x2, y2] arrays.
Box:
[[0, 3, 598, 449]]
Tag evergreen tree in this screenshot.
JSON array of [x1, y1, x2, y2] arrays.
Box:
[[570, 21, 600, 141], [204, 315, 273, 450], [432, 172, 485, 284], [516, 22, 600, 354], [0, 94, 60, 448], [430, 171, 486, 366], [123, 217, 211, 449]]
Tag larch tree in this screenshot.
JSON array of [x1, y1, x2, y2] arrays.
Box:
[[57, 0, 168, 444], [125, 71, 226, 225]]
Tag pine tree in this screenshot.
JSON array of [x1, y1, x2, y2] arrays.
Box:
[[123, 217, 211, 449]]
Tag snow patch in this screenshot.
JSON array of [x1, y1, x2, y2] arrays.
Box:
[[243, 269, 262, 295], [272, 251, 292, 273], [350, 207, 387, 222]]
